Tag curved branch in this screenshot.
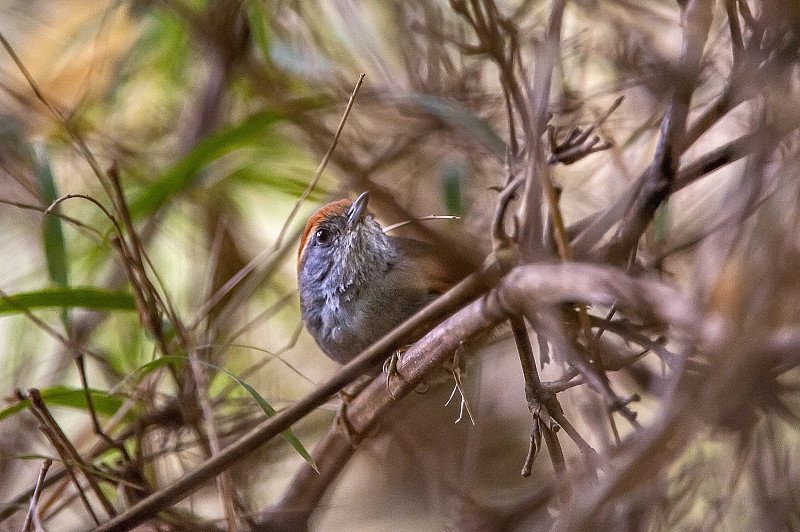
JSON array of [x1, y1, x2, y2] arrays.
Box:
[[263, 264, 710, 528], [94, 262, 713, 532]]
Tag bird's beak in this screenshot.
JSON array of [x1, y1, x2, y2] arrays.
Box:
[[347, 191, 369, 228]]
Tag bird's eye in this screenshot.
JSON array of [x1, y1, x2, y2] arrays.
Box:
[[315, 227, 333, 246]]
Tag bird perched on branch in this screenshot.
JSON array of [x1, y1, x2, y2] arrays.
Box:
[[297, 191, 454, 364]]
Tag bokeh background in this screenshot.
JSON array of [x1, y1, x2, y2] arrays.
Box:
[[1, 0, 799, 530]]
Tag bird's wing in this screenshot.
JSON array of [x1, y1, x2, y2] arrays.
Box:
[[393, 237, 466, 295]]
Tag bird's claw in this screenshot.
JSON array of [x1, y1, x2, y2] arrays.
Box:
[[383, 350, 402, 399], [336, 390, 360, 448]]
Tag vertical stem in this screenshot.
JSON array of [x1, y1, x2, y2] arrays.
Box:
[[22, 459, 52, 532], [28, 389, 117, 518]]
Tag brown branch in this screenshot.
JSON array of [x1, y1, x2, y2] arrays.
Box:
[[73, 353, 131, 463], [569, 117, 797, 259], [0, 401, 182, 525], [537, 315, 640, 428], [450, 0, 534, 250], [22, 458, 52, 532], [188, 346, 238, 531], [599, 0, 713, 264], [588, 315, 676, 368], [255, 423, 357, 530], [516, 0, 566, 261], [38, 432, 100, 525], [27, 389, 117, 519], [97, 258, 710, 531], [92, 250, 513, 532], [506, 1, 614, 428], [273, 73, 365, 250], [44, 193, 123, 239], [510, 315, 575, 475], [106, 165, 175, 346], [190, 224, 303, 331], [725, 0, 744, 65], [548, 95, 623, 165], [0, 198, 104, 239], [262, 262, 708, 527]]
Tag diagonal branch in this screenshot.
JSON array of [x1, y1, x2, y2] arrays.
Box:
[[92, 250, 513, 532], [516, 0, 566, 261], [598, 0, 713, 264], [94, 260, 711, 532]]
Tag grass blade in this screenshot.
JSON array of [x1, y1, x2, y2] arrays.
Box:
[[117, 355, 318, 471], [129, 109, 286, 220], [0, 287, 136, 315], [0, 386, 125, 422]]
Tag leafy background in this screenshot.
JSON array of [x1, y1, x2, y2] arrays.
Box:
[[0, 0, 799, 531]]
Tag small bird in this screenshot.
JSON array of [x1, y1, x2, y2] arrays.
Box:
[[297, 191, 449, 364]]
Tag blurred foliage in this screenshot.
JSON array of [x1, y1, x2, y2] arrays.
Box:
[[0, 0, 798, 531]]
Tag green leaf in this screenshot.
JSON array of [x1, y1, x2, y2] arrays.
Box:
[[33, 141, 70, 329], [227, 165, 323, 199], [209, 362, 318, 472], [33, 142, 69, 289], [0, 386, 125, 422], [0, 287, 136, 315], [109, 356, 180, 395], [245, 0, 271, 62], [441, 160, 467, 217], [129, 109, 287, 220], [117, 355, 317, 471]]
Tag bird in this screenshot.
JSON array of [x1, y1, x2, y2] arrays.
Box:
[[297, 191, 453, 364]]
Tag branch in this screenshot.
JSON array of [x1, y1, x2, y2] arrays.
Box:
[[516, 0, 566, 260], [273, 73, 365, 250], [22, 458, 51, 532], [547, 96, 623, 165], [95, 258, 712, 531], [599, 0, 713, 264], [92, 251, 513, 532]]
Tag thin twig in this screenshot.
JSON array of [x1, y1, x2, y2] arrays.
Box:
[[516, 0, 566, 260], [44, 194, 123, 238], [73, 353, 131, 462], [541, 420, 566, 475], [22, 393, 100, 525], [569, 123, 799, 260], [22, 458, 52, 532], [548, 95, 623, 165], [600, 0, 713, 264], [27, 389, 117, 519], [188, 346, 239, 531], [0, 402, 182, 525], [383, 215, 461, 233], [0, 198, 104, 239], [189, 75, 375, 327], [273, 73, 366, 250], [200, 224, 304, 331], [0, 33, 118, 210]]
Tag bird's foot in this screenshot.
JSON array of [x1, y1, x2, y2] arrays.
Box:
[[382, 349, 405, 399], [336, 381, 369, 448]]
